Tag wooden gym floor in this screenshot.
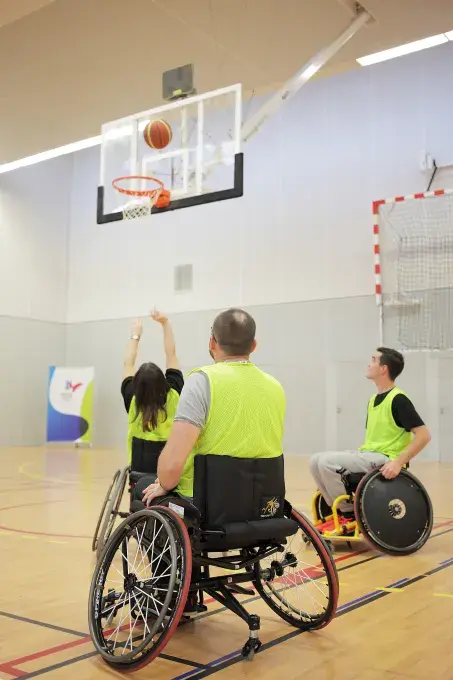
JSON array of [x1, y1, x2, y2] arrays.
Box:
[[0, 447, 452, 680]]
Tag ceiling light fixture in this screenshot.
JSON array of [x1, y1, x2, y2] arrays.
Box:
[[357, 32, 451, 67]]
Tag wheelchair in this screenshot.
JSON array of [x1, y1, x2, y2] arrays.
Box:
[[88, 455, 339, 671], [92, 467, 153, 560], [311, 467, 433, 555]]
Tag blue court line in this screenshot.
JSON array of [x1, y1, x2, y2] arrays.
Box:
[[170, 578, 408, 680]]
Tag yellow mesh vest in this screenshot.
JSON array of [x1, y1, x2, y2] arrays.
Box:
[[358, 387, 413, 460], [127, 388, 180, 463], [176, 362, 286, 497]]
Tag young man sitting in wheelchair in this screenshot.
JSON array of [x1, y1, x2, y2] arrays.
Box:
[[309, 347, 432, 553], [88, 309, 339, 671]]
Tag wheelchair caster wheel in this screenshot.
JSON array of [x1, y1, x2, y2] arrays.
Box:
[[241, 638, 261, 661]]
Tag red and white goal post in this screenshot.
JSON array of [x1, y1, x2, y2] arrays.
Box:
[[372, 188, 453, 351]]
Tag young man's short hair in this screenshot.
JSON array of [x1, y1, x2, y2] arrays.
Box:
[[377, 347, 405, 381]]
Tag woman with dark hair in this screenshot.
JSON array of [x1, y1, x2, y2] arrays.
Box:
[[121, 310, 184, 474]]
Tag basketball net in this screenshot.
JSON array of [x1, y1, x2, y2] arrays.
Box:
[[122, 193, 162, 220], [112, 176, 170, 221]]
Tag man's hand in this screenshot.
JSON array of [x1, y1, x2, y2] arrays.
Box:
[[150, 308, 168, 325], [141, 480, 167, 507], [381, 459, 403, 480], [131, 318, 142, 338]]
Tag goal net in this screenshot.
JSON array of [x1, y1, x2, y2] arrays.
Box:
[[374, 189, 453, 351]]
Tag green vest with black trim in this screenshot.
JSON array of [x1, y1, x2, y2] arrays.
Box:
[[127, 389, 180, 464], [176, 362, 286, 498], [359, 387, 413, 460]]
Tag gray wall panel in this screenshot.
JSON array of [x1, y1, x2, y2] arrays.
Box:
[[0, 316, 66, 446]]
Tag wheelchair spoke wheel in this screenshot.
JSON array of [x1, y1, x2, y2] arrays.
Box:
[[92, 470, 121, 553], [253, 506, 339, 630], [88, 508, 192, 670], [96, 467, 128, 560]]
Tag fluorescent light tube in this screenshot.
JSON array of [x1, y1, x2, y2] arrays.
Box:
[[357, 33, 449, 66]]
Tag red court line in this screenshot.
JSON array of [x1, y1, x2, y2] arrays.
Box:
[[0, 664, 26, 677], [0, 523, 92, 540], [0, 501, 64, 514], [0, 500, 91, 540], [0, 637, 92, 677]]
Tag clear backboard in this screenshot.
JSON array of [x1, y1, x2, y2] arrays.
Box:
[[97, 84, 243, 223]]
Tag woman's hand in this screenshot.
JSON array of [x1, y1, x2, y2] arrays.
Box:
[[131, 318, 143, 337], [150, 308, 168, 325]]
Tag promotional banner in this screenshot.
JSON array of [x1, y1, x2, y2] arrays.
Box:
[[46, 366, 94, 444]]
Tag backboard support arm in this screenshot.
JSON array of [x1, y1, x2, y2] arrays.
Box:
[[241, 6, 372, 145]]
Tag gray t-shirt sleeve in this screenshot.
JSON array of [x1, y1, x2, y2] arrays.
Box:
[[174, 371, 211, 429]]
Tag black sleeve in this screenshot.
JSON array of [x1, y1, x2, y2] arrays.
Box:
[[165, 368, 184, 395], [392, 394, 425, 431], [121, 376, 135, 413]]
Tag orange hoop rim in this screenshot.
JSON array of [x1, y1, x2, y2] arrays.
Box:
[[112, 175, 165, 198]]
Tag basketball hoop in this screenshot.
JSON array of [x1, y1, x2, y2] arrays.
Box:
[[112, 175, 171, 220]]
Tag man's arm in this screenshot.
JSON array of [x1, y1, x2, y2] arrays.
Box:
[[141, 372, 210, 505], [382, 395, 431, 478], [158, 421, 201, 491], [123, 318, 142, 379], [396, 425, 431, 468]]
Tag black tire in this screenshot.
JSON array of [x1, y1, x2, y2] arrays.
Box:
[[354, 468, 433, 556], [88, 507, 192, 671], [92, 470, 120, 553], [315, 494, 332, 522], [253, 505, 339, 630], [96, 467, 129, 560]]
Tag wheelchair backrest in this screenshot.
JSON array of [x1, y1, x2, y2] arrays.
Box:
[[193, 454, 285, 528]]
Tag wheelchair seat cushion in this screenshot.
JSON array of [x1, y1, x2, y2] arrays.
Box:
[[129, 470, 154, 485], [200, 517, 298, 552], [130, 494, 201, 527]]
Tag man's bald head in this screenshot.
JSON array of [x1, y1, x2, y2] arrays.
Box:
[[211, 308, 256, 357]]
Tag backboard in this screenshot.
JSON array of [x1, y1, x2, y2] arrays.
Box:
[[97, 84, 243, 223]]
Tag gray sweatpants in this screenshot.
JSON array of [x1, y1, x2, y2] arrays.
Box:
[[309, 450, 388, 512]]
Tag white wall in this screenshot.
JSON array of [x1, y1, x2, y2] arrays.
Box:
[[0, 156, 71, 322], [67, 42, 453, 323]]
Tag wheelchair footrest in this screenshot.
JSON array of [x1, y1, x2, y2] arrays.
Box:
[[316, 516, 356, 537]]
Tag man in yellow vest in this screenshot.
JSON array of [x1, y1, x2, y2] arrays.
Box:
[[309, 347, 431, 514], [138, 308, 286, 506]]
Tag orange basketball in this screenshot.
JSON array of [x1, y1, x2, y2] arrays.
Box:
[[143, 119, 172, 149]]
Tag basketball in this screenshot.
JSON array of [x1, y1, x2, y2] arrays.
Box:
[[143, 119, 172, 149]]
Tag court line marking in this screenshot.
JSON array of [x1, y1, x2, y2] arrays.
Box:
[[4, 524, 453, 678], [0, 611, 88, 638], [0, 500, 91, 540], [170, 556, 453, 680], [0, 523, 91, 540], [0, 543, 371, 676]]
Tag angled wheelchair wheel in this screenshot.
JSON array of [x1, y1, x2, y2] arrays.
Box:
[[88, 507, 192, 671], [253, 504, 339, 630], [354, 468, 433, 556], [95, 467, 128, 560], [315, 493, 332, 522], [92, 469, 121, 553]]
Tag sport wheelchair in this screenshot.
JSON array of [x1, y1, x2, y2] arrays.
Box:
[[311, 467, 433, 555], [88, 455, 339, 671], [92, 467, 149, 560]]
